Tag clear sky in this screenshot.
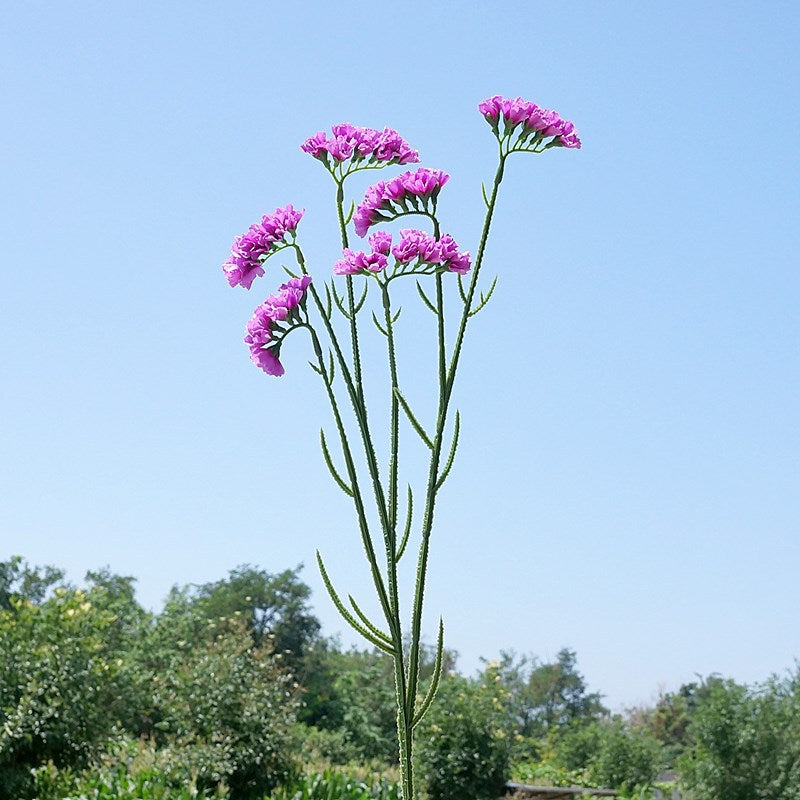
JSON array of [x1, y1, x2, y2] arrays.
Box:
[[2, 1, 798, 710]]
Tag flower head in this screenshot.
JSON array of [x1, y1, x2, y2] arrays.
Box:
[[301, 124, 419, 167], [352, 168, 450, 237], [244, 275, 312, 376], [478, 95, 581, 149], [222, 205, 304, 289], [391, 229, 471, 274]]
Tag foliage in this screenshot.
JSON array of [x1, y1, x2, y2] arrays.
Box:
[[269, 767, 401, 800], [191, 564, 321, 669], [416, 671, 512, 800], [495, 649, 607, 740], [140, 609, 300, 799], [678, 671, 800, 800], [512, 718, 662, 794], [581, 720, 663, 793], [0, 579, 145, 796], [0, 555, 65, 609], [30, 737, 228, 799]]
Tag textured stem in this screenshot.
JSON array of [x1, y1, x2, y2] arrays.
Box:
[[405, 157, 506, 727]]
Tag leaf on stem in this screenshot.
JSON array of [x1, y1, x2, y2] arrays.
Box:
[[394, 388, 433, 450], [435, 410, 460, 491], [323, 351, 333, 384], [344, 200, 355, 226], [282, 265, 300, 279], [395, 485, 413, 561], [332, 284, 352, 320], [323, 283, 333, 320], [413, 617, 445, 728], [320, 429, 353, 497], [391, 307, 402, 324], [372, 311, 389, 337], [348, 594, 394, 647], [316, 551, 396, 656], [416, 281, 438, 315], [308, 361, 322, 376], [468, 275, 498, 317], [481, 181, 490, 209], [353, 280, 369, 314], [457, 274, 468, 304]]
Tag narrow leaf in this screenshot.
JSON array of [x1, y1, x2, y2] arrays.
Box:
[[395, 484, 413, 561], [332, 285, 351, 319], [416, 281, 438, 314], [372, 311, 389, 337], [348, 594, 394, 646], [320, 429, 353, 497], [457, 274, 468, 304], [354, 280, 369, 313], [481, 181, 490, 209], [323, 283, 333, 319], [394, 388, 433, 450], [391, 307, 402, 324], [469, 275, 498, 317], [435, 410, 460, 491], [413, 617, 445, 728], [327, 349, 335, 385], [308, 361, 322, 376], [316, 551, 395, 655], [344, 200, 355, 226]]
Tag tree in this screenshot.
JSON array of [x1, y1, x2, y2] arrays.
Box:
[[0, 555, 64, 609], [0, 579, 144, 797], [678, 671, 800, 800], [495, 648, 606, 739], [190, 564, 321, 668]]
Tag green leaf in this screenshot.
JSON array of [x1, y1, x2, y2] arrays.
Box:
[[320, 429, 353, 497], [394, 389, 433, 450]]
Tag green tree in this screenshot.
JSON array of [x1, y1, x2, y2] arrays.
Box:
[[188, 564, 321, 668], [495, 648, 607, 739], [0, 580, 144, 797], [416, 670, 512, 800], [0, 555, 64, 609], [679, 671, 800, 800]]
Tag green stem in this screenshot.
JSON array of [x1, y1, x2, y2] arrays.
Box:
[[306, 324, 394, 625], [336, 180, 365, 407], [405, 154, 507, 726]]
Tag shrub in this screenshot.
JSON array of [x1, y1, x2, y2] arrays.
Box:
[[142, 608, 300, 799], [416, 672, 512, 800], [678, 673, 800, 800], [0, 585, 143, 796]]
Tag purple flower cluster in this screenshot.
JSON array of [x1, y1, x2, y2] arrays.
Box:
[[223, 205, 304, 290], [334, 230, 470, 276], [478, 95, 581, 149], [301, 123, 419, 165], [352, 168, 450, 237], [244, 275, 312, 376]]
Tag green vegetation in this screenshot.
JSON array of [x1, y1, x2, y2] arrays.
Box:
[[1, 556, 798, 800]]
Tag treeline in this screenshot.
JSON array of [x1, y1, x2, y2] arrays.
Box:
[[1, 557, 799, 800]]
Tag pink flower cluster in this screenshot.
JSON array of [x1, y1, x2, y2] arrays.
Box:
[[223, 205, 304, 290], [244, 275, 312, 376], [301, 123, 419, 165], [334, 230, 470, 276], [478, 95, 581, 149], [352, 168, 450, 237]]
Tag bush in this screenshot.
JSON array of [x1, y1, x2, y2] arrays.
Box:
[[30, 737, 227, 799], [416, 671, 512, 800], [678, 673, 800, 800], [142, 606, 301, 799], [0, 584, 144, 796]]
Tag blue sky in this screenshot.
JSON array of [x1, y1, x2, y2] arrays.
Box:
[[1, 0, 798, 709]]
